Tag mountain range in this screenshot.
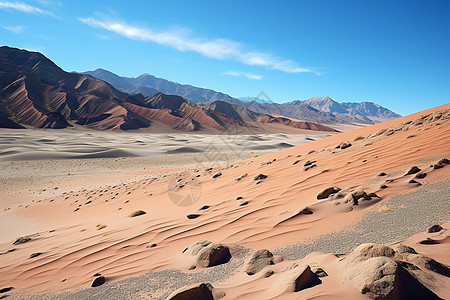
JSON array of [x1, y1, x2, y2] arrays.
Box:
[[85, 69, 401, 124], [0, 46, 336, 132]]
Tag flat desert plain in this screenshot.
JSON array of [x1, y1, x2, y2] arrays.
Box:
[[0, 104, 449, 300]]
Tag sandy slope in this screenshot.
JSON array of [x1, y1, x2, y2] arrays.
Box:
[[0, 104, 449, 299]]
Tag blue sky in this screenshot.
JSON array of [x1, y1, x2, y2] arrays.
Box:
[[1, 0, 449, 115]]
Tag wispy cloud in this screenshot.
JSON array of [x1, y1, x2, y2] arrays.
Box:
[[79, 17, 318, 74], [0, 1, 52, 15], [3, 25, 24, 33], [225, 71, 263, 80]]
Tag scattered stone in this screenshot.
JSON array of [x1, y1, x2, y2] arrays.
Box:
[[317, 187, 341, 200], [299, 207, 313, 215], [13, 237, 31, 245], [338, 142, 352, 149], [254, 174, 268, 180], [245, 249, 274, 275], [428, 224, 443, 233], [93, 273, 101, 276], [199, 205, 210, 210], [303, 164, 317, 171], [129, 210, 146, 218], [419, 238, 440, 245], [187, 214, 200, 219], [367, 192, 379, 198], [91, 276, 106, 287], [405, 166, 421, 175], [197, 244, 231, 268], [304, 160, 316, 167], [0, 287, 13, 293], [438, 158, 449, 164], [147, 243, 157, 248], [211, 172, 222, 179], [380, 184, 388, 189], [377, 172, 387, 176], [29, 252, 42, 259], [293, 160, 300, 165], [166, 283, 215, 300], [415, 172, 427, 179], [409, 179, 422, 186], [352, 190, 371, 203], [239, 201, 249, 206], [236, 196, 243, 200], [433, 163, 444, 169], [235, 173, 248, 182], [264, 270, 275, 277]]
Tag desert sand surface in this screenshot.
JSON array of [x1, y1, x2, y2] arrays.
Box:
[[0, 104, 449, 299]]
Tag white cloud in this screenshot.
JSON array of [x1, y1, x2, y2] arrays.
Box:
[[225, 71, 263, 80], [0, 1, 52, 15], [3, 25, 24, 33], [79, 17, 318, 75]]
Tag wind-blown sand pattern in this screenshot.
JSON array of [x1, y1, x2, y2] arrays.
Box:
[[0, 104, 449, 299]]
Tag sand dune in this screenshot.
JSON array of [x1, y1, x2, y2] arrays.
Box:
[[0, 104, 448, 299], [0, 129, 331, 161]]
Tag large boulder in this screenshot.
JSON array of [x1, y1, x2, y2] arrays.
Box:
[[279, 264, 322, 292], [245, 249, 274, 275], [317, 187, 341, 199], [346, 243, 396, 263], [182, 240, 212, 256], [343, 257, 441, 299], [197, 244, 231, 268], [166, 283, 215, 300], [405, 166, 421, 175]]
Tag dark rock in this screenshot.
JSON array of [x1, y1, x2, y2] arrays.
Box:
[[408, 254, 450, 277], [280, 264, 322, 292], [236, 196, 243, 200], [409, 179, 422, 185], [13, 237, 31, 245], [293, 160, 300, 165], [433, 163, 444, 169], [428, 224, 443, 233], [299, 207, 313, 215], [303, 164, 317, 171], [367, 192, 379, 198], [405, 166, 421, 175], [0, 287, 13, 293], [415, 172, 427, 179], [377, 172, 387, 176], [211, 172, 222, 179], [254, 174, 268, 180], [199, 205, 210, 210], [147, 243, 157, 248], [91, 276, 105, 287], [317, 187, 341, 199], [438, 158, 450, 165], [166, 283, 215, 300], [197, 244, 231, 268], [240, 201, 249, 206], [419, 238, 440, 245], [339, 142, 352, 149], [93, 273, 101, 276], [187, 214, 200, 219], [29, 252, 42, 258], [304, 160, 316, 167], [380, 184, 388, 189], [264, 270, 275, 277]]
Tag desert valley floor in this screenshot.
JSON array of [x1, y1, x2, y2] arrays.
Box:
[[0, 104, 449, 300]]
